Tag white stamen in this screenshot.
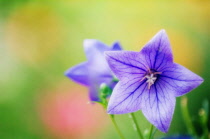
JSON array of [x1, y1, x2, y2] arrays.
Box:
[[140, 71, 161, 89], [145, 74, 157, 89]]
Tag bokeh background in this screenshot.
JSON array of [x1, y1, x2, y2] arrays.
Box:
[[0, 0, 209, 139]]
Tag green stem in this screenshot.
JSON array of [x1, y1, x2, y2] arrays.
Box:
[[130, 113, 144, 139], [181, 96, 196, 136], [110, 115, 125, 139], [151, 128, 157, 138], [148, 124, 154, 139], [199, 108, 209, 139]]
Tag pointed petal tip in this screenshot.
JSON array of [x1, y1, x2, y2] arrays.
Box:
[[64, 68, 78, 82], [83, 39, 97, 48], [83, 39, 110, 57], [83, 39, 107, 51], [89, 95, 100, 102], [157, 29, 167, 36], [161, 125, 169, 133], [146, 117, 170, 133], [200, 76, 204, 82], [112, 41, 120, 46], [64, 63, 90, 86], [155, 123, 169, 133], [161, 129, 168, 133], [198, 77, 204, 84], [64, 68, 72, 78], [112, 41, 122, 51], [160, 29, 166, 32], [196, 77, 204, 88], [141, 29, 172, 62]]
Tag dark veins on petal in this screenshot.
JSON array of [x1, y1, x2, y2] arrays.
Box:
[[154, 84, 166, 131], [109, 80, 147, 112], [160, 75, 202, 82], [107, 55, 146, 72], [153, 36, 162, 69]]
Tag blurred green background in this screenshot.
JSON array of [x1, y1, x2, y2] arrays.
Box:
[[0, 0, 209, 139]]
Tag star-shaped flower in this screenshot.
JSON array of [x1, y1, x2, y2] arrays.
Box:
[[105, 30, 203, 132], [65, 39, 122, 102]]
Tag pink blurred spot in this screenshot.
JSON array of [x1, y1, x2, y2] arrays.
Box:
[[37, 84, 109, 139]]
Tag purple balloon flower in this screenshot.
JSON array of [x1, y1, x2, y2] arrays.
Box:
[[65, 39, 122, 102], [104, 30, 203, 132]]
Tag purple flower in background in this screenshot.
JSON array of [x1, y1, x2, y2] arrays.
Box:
[[65, 39, 122, 102], [105, 30, 203, 132]]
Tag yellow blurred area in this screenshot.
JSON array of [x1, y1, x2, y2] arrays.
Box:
[[4, 1, 209, 69], [5, 4, 65, 65], [0, 0, 209, 139]]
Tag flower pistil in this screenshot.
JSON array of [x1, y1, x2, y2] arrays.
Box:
[[141, 68, 161, 89]]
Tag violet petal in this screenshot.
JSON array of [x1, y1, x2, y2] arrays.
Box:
[[141, 82, 175, 133], [112, 42, 122, 50], [140, 29, 173, 70], [65, 62, 90, 86], [107, 79, 146, 114], [105, 51, 147, 80], [159, 63, 203, 97]]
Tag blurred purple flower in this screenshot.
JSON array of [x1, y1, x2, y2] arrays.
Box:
[[65, 39, 122, 102], [105, 30, 203, 132]]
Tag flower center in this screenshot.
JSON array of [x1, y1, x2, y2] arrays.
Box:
[[140, 69, 161, 89]]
